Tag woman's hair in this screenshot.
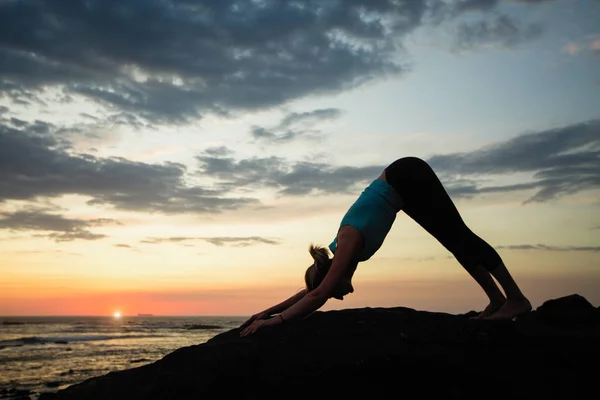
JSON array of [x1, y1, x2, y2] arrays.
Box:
[[304, 244, 332, 291]]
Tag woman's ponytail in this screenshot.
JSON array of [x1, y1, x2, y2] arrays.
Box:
[[305, 244, 332, 291]]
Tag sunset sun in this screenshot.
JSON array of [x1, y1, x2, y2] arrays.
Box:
[[113, 311, 121, 319]]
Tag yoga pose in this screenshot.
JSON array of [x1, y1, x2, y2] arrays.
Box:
[[240, 156, 531, 337]]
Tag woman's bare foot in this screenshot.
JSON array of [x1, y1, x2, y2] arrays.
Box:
[[471, 300, 505, 320], [485, 298, 532, 320]]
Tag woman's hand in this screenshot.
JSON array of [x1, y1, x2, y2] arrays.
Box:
[[239, 310, 271, 329], [239, 317, 280, 337]]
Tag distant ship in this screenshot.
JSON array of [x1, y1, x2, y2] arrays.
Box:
[[137, 313, 154, 316]]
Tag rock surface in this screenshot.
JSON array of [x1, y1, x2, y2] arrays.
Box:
[[40, 294, 600, 400]]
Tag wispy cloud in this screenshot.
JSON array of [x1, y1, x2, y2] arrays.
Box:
[[453, 14, 543, 52], [0, 209, 120, 242], [194, 149, 382, 196], [142, 236, 281, 247], [427, 119, 600, 203], [497, 244, 600, 252], [251, 108, 343, 144]]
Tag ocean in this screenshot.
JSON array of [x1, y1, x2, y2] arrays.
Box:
[[0, 315, 246, 400]]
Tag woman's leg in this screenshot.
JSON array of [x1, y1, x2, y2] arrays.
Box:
[[486, 263, 532, 319], [384, 157, 531, 319]]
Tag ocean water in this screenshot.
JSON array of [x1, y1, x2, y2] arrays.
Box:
[[0, 315, 246, 400]]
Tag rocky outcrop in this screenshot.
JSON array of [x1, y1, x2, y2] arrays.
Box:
[[40, 294, 600, 400]]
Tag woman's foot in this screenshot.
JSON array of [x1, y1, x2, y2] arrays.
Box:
[[470, 300, 505, 320], [485, 297, 532, 320]]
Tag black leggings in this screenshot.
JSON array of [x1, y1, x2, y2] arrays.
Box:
[[384, 156, 502, 273]]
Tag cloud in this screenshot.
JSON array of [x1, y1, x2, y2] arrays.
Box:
[[0, 209, 119, 242], [195, 150, 383, 195], [278, 108, 344, 128], [200, 118, 600, 201], [250, 108, 343, 143], [142, 236, 280, 247], [497, 244, 600, 252], [426, 119, 600, 203], [453, 14, 543, 52], [0, 121, 259, 213], [453, 0, 556, 13], [2, 115, 598, 217], [0, 0, 554, 124], [0, 0, 427, 123]]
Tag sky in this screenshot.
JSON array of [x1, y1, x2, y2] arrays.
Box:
[[0, 0, 599, 317]]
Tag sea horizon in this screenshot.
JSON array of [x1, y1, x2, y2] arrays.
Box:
[[0, 315, 247, 400], [1, 314, 249, 318]]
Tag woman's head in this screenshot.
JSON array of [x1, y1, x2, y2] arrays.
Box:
[[304, 244, 332, 292]]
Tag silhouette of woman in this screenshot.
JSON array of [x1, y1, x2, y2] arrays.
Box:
[[240, 156, 531, 336]]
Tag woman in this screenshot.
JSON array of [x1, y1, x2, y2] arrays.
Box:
[[239, 156, 531, 337]]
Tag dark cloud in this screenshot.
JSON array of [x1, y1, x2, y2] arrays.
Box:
[[278, 108, 343, 128], [0, 0, 426, 123], [203, 146, 233, 157], [454, 0, 502, 12], [204, 118, 600, 201], [43, 231, 107, 242], [1, 115, 598, 217], [497, 244, 600, 252], [453, 0, 556, 13], [251, 108, 343, 143], [453, 0, 556, 11], [453, 14, 543, 51], [0, 210, 119, 242], [142, 236, 280, 247], [0, 122, 258, 213], [114, 243, 140, 251], [427, 119, 600, 203], [195, 151, 382, 195], [196, 118, 600, 200], [0, 0, 552, 124]]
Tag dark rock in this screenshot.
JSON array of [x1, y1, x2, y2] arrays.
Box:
[[535, 294, 599, 329], [130, 359, 152, 364], [39, 294, 600, 400], [0, 388, 31, 400], [183, 324, 222, 330], [44, 382, 61, 388]]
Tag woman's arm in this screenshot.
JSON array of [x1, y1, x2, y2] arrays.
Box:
[[264, 288, 308, 315], [240, 227, 362, 336], [239, 289, 307, 328], [280, 228, 360, 320]]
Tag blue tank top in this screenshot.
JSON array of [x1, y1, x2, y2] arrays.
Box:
[[329, 179, 404, 262]]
